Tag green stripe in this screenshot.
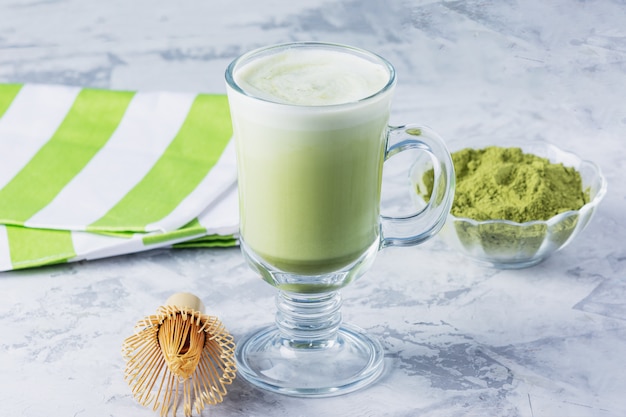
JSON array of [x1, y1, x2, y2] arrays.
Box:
[[142, 218, 206, 245], [91, 230, 135, 239], [173, 235, 237, 248], [0, 84, 23, 118], [7, 226, 75, 269], [88, 94, 232, 232], [0, 88, 135, 224]]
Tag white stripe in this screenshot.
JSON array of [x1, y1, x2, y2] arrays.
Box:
[[70, 230, 141, 261], [25, 91, 196, 230], [71, 231, 153, 263], [0, 84, 80, 189], [70, 230, 198, 263], [145, 139, 238, 232], [197, 182, 239, 235], [0, 225, 12, 271]]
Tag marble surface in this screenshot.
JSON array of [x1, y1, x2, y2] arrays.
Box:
[[1, 0, 625, 416]]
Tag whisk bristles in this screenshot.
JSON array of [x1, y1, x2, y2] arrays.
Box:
[[123, 303, 236, 417]]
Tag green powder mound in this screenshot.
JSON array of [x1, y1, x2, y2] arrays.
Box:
[[424, 146, 589, 223]]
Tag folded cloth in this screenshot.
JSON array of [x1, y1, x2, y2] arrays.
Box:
[[0, 83, 239, 271]]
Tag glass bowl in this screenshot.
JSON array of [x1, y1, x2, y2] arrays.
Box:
[[410, 140, 608, 269]]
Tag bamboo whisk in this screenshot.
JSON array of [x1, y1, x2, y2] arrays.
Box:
[[122, 293, 236, 417]]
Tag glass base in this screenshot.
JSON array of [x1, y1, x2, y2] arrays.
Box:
[[235, 323, 384, 397], [470, 255, 547, 269]]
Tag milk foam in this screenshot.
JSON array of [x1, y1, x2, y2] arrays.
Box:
[[234, 48, 390, 106]]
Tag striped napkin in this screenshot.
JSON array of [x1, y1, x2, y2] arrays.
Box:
[[0, 83, 239, 271]]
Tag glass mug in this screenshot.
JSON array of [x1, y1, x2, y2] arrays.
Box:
[[225, 42, 454, 397]]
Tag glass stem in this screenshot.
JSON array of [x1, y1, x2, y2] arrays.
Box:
[[275, 290, 343, 348]]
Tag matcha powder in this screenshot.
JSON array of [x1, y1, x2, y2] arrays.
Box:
[[425, 146, 589, 223]]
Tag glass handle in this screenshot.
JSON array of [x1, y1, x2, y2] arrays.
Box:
[[380, 125, 455, 248]]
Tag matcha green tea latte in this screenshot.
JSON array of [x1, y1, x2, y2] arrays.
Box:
[[226, 42, 455, 398], [231, 47, 389, 274], [229, 45, 454, 277]]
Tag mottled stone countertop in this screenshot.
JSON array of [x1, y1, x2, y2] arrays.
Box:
[[1, 1, 625, 416]]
